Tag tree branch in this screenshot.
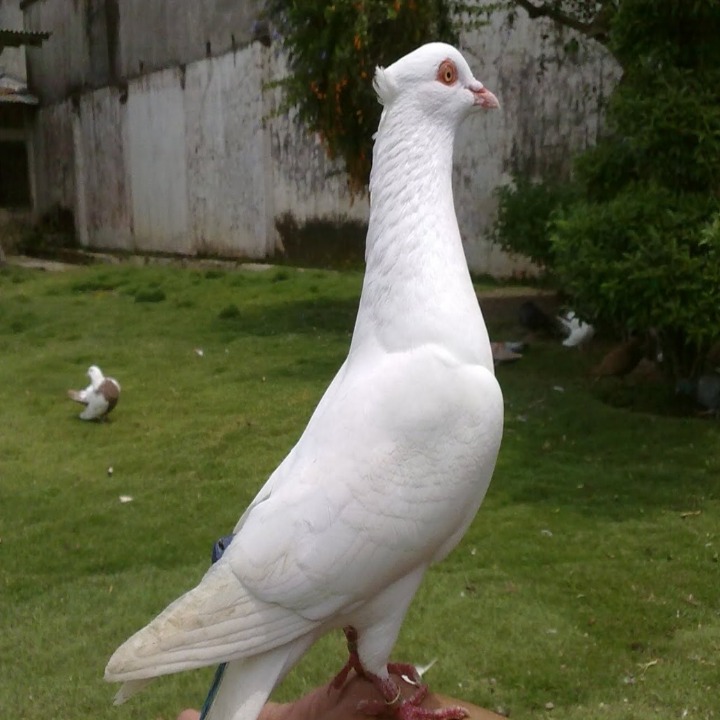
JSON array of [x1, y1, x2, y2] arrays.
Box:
[[513, 0, 611, 44]]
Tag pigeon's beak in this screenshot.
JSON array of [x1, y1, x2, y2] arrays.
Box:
[[471, 84, 499, 109]]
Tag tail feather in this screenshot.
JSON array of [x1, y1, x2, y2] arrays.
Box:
[[113, 678, 153, 705], [203, 639, 311, 720]]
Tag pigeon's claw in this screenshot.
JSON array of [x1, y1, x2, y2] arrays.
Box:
[[363, 672, 467, 720]]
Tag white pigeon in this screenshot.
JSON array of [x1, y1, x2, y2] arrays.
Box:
[[558, 311, 595, 348], [67, 365, 121, 420], [105, 43, 503, 720]]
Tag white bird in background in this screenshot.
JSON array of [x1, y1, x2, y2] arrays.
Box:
[[67, 365, 121, 420], [105, 43, 503, 720], [558, 311, 595, 348]]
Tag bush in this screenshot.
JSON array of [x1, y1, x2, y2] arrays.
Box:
[[492, 177, 578, 271], [551, 186, 720, 379], [543, 0, 720, 381]]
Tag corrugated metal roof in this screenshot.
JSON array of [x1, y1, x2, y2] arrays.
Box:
[[0, 28, 51, 48], [0, 73, 38, 105]]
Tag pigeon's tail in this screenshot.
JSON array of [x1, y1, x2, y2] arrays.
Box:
[[105, 560, 320, 709], [202, 644, 307, 720], [112, 678, 153, 704], [109, 626, 311, 716]]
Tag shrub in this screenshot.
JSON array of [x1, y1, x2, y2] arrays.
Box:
[[492, 176, 578, 271], [545, 0, 720, 381], [551, 186, 720, 379]]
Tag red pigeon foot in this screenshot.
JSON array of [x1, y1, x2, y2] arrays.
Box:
[[334, 629, 466, 718], [331, 626, 368, 690], [357, 670, 468, 720]]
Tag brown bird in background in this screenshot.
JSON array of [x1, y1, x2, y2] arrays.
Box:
[[589, 336, 646, 378]]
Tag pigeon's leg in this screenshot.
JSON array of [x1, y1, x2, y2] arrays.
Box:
[[333, 627, 467, 718], [357, 669, 468, 720], [330, 626, 368, 690]]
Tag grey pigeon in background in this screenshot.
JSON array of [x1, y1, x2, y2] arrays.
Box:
[[67, 365, 120, 420], [678, 373, 720, 416], [105, 43, 504, 720], [697, 373, 720, 414]]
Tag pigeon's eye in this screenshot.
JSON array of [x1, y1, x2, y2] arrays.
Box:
[[437, 60, 457, 86]]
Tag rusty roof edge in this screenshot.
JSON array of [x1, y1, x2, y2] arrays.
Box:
[[0, 28, 52, 47]]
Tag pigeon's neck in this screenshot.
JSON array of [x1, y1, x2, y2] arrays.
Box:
[[351, 109, 492, 369]]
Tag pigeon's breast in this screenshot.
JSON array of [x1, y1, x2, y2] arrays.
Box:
[[314, 344, 504, 549]]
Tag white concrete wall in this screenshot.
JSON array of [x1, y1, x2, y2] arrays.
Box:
[[32, 44, 275, 258], [126, 67, 190, 253], [184, 48, 273, 258], [25, 3, 620, 275], [75, 86, 131, 248], [32, 99, 74, 212]]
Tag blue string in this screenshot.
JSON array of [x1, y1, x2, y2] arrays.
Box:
[[198, 534, 235, 720], [199, 663, 227, 720]]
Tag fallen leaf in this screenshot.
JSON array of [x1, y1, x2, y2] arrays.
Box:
[[638, 659, 659, 674]]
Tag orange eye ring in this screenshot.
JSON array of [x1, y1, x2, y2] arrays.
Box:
[[437, 59, 457, 86]]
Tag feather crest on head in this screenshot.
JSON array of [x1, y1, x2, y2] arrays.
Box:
[[373, 65, 397, 106]]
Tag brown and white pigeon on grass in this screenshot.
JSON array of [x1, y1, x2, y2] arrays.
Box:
[[67, 365, 120, 420], [105, 43, 503, 720]]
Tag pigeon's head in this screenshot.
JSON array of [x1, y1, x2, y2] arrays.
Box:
[[374, 43, 499, 125], [87, 365, 104, 384]]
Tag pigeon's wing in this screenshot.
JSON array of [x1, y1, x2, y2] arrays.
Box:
[[79, 391, 109, 419], [106, 346, 502, 684], [231, 360, 351, 530], [230, 345, 503, 616], [67, 388, 89, 405], [68, 381, 95, 405]]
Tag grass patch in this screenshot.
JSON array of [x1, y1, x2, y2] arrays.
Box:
[[0, 264, 718, 720]]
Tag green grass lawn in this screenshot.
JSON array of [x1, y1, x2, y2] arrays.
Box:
[[1, 263, 718, 720]]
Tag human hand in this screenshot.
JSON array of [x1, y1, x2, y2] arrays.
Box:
[[176, 672, 505, 720]]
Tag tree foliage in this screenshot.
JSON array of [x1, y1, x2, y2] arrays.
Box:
[[509, 1, 618, 44], [492, 177, 578, 269], [269, 0, 720, 382], [266, 1, 497, 191], [266, 2, 619, 191], [267, 1, 454, 190], [550, 0, 720, 380]]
